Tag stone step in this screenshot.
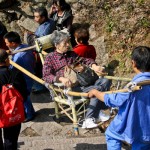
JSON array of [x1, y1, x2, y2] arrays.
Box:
[[18, 144, 106, 150], [18, 136, 106, 150], [18, 136, 130, 150]]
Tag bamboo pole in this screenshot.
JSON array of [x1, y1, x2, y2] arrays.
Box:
[[71, 106, 79, 136], [9, 60, 142, 97], [10, 59, 45, 84], [137, 80, 150, 86], [11, 45, 36, 54], [39, 53, 44, 65], [35, 40, 45, 65], [57, 85, 141, 97], [104, 76, 131, 82], [54, 101, 60, 119]]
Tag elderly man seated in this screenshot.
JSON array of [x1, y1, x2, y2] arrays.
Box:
[[43, 30, 111, 129]]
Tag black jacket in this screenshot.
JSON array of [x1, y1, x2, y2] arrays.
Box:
[[0, 66, 28, 100]]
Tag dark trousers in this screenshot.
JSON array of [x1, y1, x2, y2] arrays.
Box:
[[0, 123, 21, 150]]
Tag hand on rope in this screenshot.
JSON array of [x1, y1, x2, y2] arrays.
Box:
[[63, 87, 75, 106], [125, 82, 138, 92]]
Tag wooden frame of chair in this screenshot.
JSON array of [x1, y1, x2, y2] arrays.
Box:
[[52, 83, 89, 136]]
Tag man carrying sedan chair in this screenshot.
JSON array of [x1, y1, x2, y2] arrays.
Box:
[[88, 46, 150, 150]]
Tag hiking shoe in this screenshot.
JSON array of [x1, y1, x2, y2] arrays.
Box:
[[82, 118, 98, 129], [96, 111, 110, 122]]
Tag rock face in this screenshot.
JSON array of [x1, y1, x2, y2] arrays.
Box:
[[0, 0, 149, 76], [0, 0, 15, 8]]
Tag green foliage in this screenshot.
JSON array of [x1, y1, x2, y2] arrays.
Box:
[[101, 1, 111, 15], [137, 0, 144, 4], [126, 2, 134, 13], [106, 19, 115, 32], [140, 17, 150, 28]]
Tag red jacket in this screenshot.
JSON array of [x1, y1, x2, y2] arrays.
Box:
[[73, 44, 96, 60]]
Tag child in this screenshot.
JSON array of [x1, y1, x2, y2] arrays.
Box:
[[88, 46, 150, 150], [73, 28, 96, 60]]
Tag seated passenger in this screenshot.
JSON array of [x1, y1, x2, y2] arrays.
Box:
[[43, 30, 111, 129], [73, 28, 96, 60]]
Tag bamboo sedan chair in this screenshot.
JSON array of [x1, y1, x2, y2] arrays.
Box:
[[34, 39, 89, 135], [11, 58, 139, 136], [49, 76, 132, 136], [50, 83, 89, 136], [11, 34, 133, 136], [38, 44, 132, 135]]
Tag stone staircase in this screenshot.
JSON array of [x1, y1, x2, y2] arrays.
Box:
[[18, 136, 107, 150], [17, 91, 130, 150]]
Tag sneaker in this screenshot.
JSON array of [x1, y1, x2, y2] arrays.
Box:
[[82, 118, 98, 129], [96, 111, 110, 122]]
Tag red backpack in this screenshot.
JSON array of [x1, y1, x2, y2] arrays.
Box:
[[0, 84, 25, 128]]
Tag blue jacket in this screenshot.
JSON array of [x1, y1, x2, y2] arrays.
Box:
[[104, 72, 150, 144], [11, 44, 35, 93], [35, 19, 55, 38]]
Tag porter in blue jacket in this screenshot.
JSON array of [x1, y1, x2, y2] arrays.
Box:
[[88, 46, 150, 150]]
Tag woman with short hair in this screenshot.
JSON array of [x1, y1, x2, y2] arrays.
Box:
[[43, 30, 111, 129], [73, 28, 96, 60]]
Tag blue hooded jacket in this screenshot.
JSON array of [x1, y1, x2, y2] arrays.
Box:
[[104, 72, 150, 144]]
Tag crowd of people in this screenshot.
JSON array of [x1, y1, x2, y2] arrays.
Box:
[[0, 0, 150, 149]]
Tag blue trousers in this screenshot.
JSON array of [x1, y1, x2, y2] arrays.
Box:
[[83, 77, 111, 118], [73, 77, 111, 119], [24, 95, 35, 119], [105, 130, 150, 150]]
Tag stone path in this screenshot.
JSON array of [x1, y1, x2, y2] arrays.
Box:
[[18, 90, 130, 150]]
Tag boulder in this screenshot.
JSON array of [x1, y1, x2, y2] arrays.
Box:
[[17, 18, 38, 33], [90, 36, 108, 65]]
